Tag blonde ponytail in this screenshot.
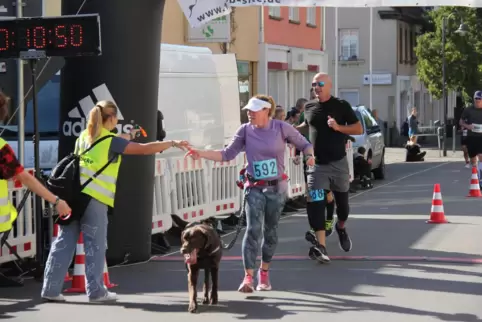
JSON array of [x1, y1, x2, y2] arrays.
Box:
[[85, 100, 118, 144], [86, 105, 103, 144]]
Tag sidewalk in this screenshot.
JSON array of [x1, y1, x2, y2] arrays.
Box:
[[385, 147, 464, 164]]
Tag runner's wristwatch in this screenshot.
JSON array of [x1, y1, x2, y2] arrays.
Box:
[[304, 154, 314, 161]]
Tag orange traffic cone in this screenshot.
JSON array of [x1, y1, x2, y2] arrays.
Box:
[[51, 224, 72, 282], [467, 166, 482, 197], [103, 259, 117, 289], [427, 184, 449, 224], [64, 233, 86, 293]]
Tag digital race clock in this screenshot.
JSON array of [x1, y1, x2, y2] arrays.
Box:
[[0, 14, 101, 58]]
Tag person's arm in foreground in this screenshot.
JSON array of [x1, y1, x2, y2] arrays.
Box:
[[185, 125, 246, 162], [459, 110, 473, 130], [123, 139, 190, 155], [0, 144, 72, 216], [327, 102, 363, 135], [282, 122, 315, 166]]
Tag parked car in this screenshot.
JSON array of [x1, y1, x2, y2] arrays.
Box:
[[351, 105, 385, 179]]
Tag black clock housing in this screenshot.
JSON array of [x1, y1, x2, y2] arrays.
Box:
[[0, 14, 101, 58]]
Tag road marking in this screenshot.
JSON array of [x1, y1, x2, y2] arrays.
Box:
[[154, 255, 482, 264]]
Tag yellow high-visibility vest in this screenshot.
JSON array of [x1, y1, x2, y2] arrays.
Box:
[[76, 128, 122, 207], [0, 138, 18, 233]]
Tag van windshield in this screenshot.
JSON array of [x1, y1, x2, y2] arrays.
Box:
[[0, 73, 60, 140]]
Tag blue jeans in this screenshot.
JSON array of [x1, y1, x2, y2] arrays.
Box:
[[242, 187, 287, 270], [41, 198, 109, 299]]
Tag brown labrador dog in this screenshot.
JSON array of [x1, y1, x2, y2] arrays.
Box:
[[171, 215, 222, 313]]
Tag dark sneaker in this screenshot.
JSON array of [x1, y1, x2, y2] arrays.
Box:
[[309, 244, 330, 263], [305, 229, 317, 245], [335, 222, 352, 252], [325, 217, 337, 238]]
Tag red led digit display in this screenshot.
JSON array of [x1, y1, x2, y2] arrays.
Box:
[[55, 25, 67, 48], [33, 26, 46, 48], [0, 14, 100, 58], [70, 24, 83, 47], [0, 28, 9, 51]]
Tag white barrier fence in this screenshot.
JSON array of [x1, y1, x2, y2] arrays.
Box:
[[0, 145, 353, 265]]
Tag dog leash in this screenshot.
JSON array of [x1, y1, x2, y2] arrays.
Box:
[[221, 188, 248, 250]]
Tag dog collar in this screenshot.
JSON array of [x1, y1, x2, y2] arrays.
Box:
[[208, 245, 220, 255]]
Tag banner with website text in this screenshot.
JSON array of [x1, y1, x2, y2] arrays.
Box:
[[178, 0, 482, 26]]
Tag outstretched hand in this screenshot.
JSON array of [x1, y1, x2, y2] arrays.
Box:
[[173, 140, 191, 151], [185, 148, 201, 160]]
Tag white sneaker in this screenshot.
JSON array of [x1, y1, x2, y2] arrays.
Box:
[[42, 295, 66, 302], [89, 291, 118, 302], [465, 163, 470, 169]]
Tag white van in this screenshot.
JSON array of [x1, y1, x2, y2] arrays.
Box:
[[2, 44, 241, 167], [156, 44, 240, 155]]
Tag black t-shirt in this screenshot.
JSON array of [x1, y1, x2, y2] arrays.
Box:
[[303, 96, 359, 164], [461, 106, 482, 137]]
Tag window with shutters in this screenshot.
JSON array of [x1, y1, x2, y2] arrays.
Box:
[[288, 7, 299, 22], [268, 7, 281, 18], [306, 7, 316, 26]]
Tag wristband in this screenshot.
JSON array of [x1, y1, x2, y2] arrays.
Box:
[[304, 154, 313, 161], [53, 196, 60, 207]]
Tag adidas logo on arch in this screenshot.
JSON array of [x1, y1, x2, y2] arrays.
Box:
[[62, 83, 134, 137]]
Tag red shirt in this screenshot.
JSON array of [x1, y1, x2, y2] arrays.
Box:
[[0, 143, 24, 180]]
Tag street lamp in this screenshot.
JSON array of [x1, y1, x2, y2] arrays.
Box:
[[442, 16, 468, 156]]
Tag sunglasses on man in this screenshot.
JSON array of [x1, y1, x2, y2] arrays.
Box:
[[311, 81, 325, 87]]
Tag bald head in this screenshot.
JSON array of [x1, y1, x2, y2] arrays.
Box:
[[313, 72, 332, 84], [312, 72, 332, 102]]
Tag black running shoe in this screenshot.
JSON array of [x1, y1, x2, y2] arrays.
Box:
[[308, 244, 330, 263], [305, 229, 317, 245], [335, 222, 352, 252]]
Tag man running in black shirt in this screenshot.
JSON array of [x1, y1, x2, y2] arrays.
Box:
[[297, 73, 363, 262], [460, 91, 482, 181]]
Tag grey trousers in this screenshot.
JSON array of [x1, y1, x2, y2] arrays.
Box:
[[41, 198, 109, 299]]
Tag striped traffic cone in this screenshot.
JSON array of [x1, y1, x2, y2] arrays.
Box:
[[427, 184, 448, 224], [103, 259, 117, 289], [467, 166, 482, 197], [51, 224, 72, 282], [64, 233, 86, 293]]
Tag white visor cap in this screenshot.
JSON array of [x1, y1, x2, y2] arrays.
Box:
[[242, 97, 271, 112]]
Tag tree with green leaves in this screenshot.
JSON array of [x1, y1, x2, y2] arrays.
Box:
[[415, 7, 482, 101]]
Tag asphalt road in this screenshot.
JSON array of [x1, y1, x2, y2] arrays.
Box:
[[2, 156, 482, 322]]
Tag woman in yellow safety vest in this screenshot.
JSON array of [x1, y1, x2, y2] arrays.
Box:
[[41, 100, 190, 303], [0, 92, 71, 238]]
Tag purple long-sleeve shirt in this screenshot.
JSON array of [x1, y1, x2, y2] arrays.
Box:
[[221, 119, 312, 181]]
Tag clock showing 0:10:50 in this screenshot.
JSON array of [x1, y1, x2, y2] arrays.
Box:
[[0, 14, 101, 58]]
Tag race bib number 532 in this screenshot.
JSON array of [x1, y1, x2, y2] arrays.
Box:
[[253, 159, 278, 179]]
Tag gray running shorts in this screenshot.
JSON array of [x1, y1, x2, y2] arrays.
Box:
[[306, 157, 350, 196]]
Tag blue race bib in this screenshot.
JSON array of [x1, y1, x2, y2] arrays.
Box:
[[309, 188, 324, 202], [253, 158, 278, 180]]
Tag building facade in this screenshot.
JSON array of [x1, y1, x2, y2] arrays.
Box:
[[162, 0, 259, 119], [258, 6, 328, 109], [324, 7, 456, 131]]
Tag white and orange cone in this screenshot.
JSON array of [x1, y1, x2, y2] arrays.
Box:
[[64, 233, 86, 293], [427, 184, 449, 224], [467, 166, 482, 198], [103, 259, 117, 289]]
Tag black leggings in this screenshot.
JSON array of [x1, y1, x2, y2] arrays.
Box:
[[306, 190, 350, 232]]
